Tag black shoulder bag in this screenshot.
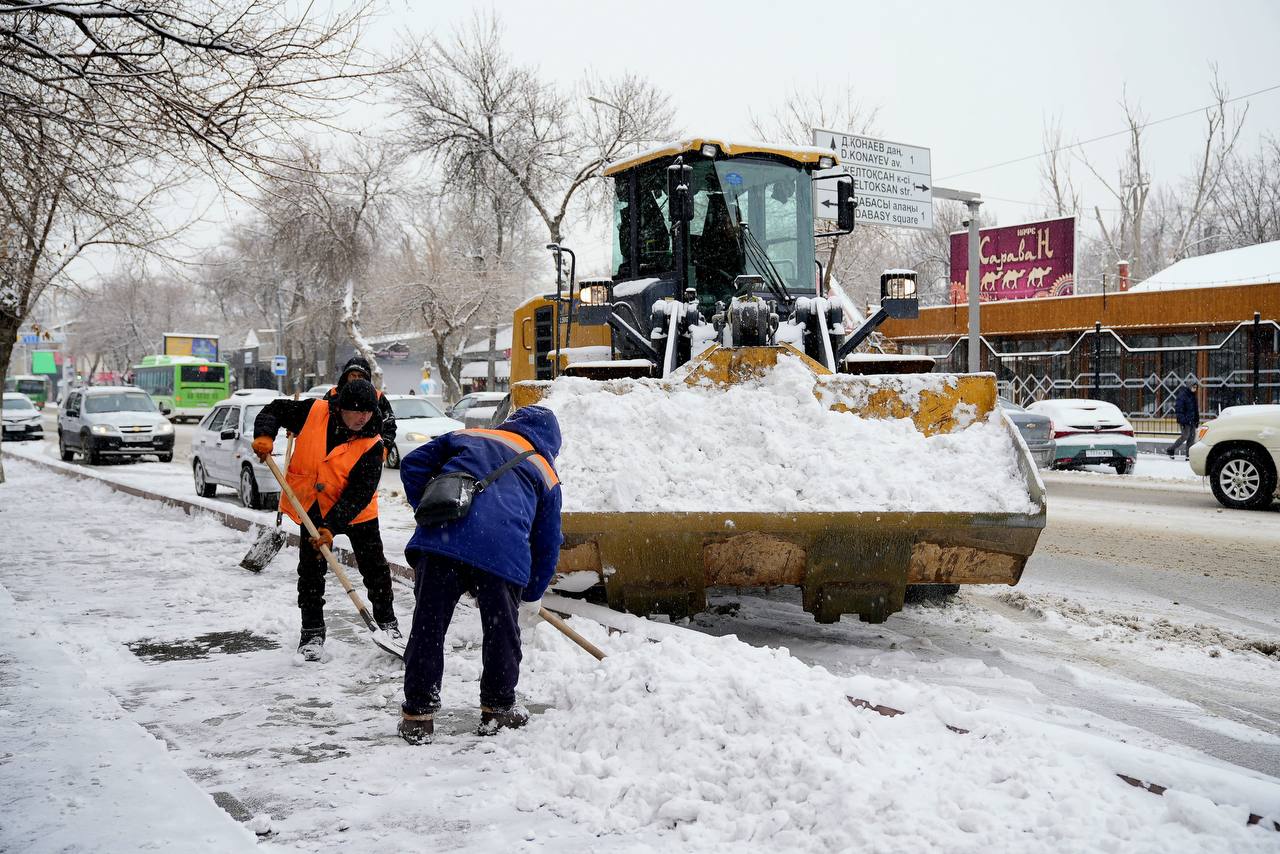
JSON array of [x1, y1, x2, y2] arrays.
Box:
[[414, 449, 537, 528]]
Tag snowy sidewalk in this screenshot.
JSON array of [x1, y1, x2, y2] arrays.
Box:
[[0, 583, 259, 853], [2, 458, 1279, 853]]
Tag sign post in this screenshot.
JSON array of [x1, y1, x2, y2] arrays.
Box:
[[812, 129, 933, 230], [934, 186, 984, 373], [272, 354, 287, 393]]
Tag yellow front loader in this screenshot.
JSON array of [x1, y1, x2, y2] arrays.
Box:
[[510, 138, 1045, 624]]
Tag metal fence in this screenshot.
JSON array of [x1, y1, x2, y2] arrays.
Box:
[[901, 316, 1280, 424]]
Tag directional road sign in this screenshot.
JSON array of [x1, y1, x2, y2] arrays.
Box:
[[812, 128, 933, 231]]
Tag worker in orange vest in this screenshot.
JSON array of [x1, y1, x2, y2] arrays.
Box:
[[252, 379, 398, 660]]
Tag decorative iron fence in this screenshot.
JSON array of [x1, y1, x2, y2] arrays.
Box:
[[900, 317, 1280, 422]]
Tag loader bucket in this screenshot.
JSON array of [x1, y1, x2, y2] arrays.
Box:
[[514, 345, 1045, 624]]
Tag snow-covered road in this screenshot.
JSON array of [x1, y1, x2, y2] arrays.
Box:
[[2, 453, 1279, 852]]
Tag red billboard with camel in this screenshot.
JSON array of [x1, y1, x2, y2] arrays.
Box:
[[950, 216, 1075, 302]]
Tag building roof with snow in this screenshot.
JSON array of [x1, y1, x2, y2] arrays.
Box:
[[1128, 240, 1280, 292]]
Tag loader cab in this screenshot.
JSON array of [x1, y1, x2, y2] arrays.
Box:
[[609, 143, 821, 313]]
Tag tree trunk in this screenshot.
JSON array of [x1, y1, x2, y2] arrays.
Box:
[[0, 314, 22, 487], [434, 334, 462, 403]]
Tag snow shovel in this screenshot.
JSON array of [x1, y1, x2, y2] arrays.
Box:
[[263, 455, 406, 660], [239, 395, 299, 572]]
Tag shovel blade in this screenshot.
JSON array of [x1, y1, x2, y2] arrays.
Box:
[[239, 526, 287, 572], [370, 628, 406, 660]]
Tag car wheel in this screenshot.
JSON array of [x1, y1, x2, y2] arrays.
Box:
[[1114, 459, 1135, 475], [238, 464, 263, 509], [1209, 446, 1277, 510], [82, 432, 102, 465], [386, 444, 401, 469], [193, 459, 216, 497], [58, 431, 74, 461]]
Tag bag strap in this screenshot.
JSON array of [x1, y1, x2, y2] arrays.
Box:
[[475, 449, 538, 492]]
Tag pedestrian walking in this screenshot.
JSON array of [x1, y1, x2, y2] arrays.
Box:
[[396, 405, 563, 744], [1167, 380, 1200, 458], [253, 378, 400, 660]]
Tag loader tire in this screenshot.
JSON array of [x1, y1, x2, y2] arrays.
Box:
[[904, 584, 960, 604]]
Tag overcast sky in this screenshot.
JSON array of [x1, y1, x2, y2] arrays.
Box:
[[75, 0, 1280, 290]]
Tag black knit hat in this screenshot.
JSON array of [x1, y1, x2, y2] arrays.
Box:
[[340, 356, 372, 382], [338, 378, 378, 412]]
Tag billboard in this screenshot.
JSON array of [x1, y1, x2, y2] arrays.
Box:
[[163, 333, 220, 361], [950, 216, 1075, 302]]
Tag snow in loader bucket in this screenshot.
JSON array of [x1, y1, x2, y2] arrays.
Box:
[[513, 345, 1046, 623]]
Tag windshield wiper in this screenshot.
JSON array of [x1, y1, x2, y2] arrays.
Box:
[[738, 223, 793, 306]]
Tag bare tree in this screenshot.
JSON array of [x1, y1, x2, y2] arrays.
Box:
[[1211, 134, 1280, 247], [395, 11, 674, 245], [1081, 70, 1245, 280], [1039, 115, 1079, 217], [0, 0, 379, 482]]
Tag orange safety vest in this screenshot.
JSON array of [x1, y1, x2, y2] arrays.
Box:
[[279, 401, 380, 526]]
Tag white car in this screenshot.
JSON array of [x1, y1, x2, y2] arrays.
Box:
[[384, 394, 463, 468], [446, 391, 509, 429], [191, 391, 288, 508], [1026, 398, 1138, 474], [2, 392, 44, 441], [302, 384, 335, 400], [1189, 404, 1280, 510]]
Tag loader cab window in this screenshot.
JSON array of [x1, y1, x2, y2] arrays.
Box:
[[618, 156, 815, 309]]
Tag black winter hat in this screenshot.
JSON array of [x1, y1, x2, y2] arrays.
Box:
[[338, 378, 378, 412], [340, 356, 372, 382]]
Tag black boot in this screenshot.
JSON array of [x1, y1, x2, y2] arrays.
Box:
[[377, 619, 403, 641], [298, 627, 325, 662], [398, 710, 434, 745], [478, 705, 529, 735]]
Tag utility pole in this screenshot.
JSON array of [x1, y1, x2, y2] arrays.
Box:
[[933, 187, 983, 372], [487, 323, 497, 389]]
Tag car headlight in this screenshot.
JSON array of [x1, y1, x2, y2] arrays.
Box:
[[154, 421, 173, 435], [405, 432, 433, 442], [90, 424, 114, 435], [25, 415, 41, 424]]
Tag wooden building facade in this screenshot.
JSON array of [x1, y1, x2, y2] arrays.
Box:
[[879, 282, 1280, 424]]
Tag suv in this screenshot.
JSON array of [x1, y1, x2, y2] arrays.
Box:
[[1189, 404, 1280, 510], [191, 391, 286, 509], [58, 386, 175, 464]]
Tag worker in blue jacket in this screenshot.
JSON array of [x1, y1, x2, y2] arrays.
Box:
[[397, 404, 563, 744]]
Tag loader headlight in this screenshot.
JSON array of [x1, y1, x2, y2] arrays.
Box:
[[818, 155, 836, 170], [699, 143, 719, 158], [881, 270, 917, 299], [580, 283, 612, 306]]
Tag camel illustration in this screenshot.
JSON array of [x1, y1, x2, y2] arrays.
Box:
[[1025, 266, 1053, 289], [980, 270, 1000, 291], [1001, 269, 1026, 290]]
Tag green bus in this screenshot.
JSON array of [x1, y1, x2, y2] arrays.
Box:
[[132, 355, 230, 421], [4, 374, 53, 408]]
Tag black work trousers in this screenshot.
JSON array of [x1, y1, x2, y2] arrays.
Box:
[[402, 554, 522, 715], [297, 515, 395, 631]]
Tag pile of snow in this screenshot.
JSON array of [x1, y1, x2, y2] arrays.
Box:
[[1128, 240, 1280, 292], [540, 355, 1034, 513], [499, 626, 1278, 853]]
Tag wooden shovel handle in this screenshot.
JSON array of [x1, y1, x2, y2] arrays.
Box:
[[539, 607, 607, 660]]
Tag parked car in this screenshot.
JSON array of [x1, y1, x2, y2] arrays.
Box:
[[191, 391, 288, 508], [446, 391, 509, 428], [2, 392, 44, 441], [383, 394, 464, 468], [302, 384, 335, 400], [1026, 398, 1137, 474], [1189, 404, 1280, 510], [998, 397, 1053, 468], [57, 386, 175, 464]]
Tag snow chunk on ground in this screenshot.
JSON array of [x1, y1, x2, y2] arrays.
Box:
[[540, 356, 1034, 513]]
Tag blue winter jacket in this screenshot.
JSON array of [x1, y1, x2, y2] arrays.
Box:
[[1174, 386, 1199, 426], [400, 405, 563, 601]]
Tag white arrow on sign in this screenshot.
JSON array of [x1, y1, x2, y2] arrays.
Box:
[[812, 128, 934, 231]]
